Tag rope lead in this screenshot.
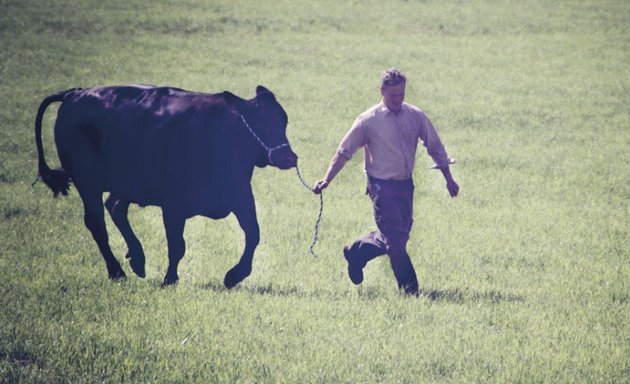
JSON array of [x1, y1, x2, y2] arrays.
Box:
[[296, 164, 323, 258]]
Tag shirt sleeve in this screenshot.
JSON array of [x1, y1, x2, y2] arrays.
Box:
[[418, 112, 452, 169], [337, 116, 368, 161]]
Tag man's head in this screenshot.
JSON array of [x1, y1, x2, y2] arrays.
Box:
[[380, 68, 407, 113]]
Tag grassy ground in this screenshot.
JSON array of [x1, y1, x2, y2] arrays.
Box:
[[1, 0, 628, 382]]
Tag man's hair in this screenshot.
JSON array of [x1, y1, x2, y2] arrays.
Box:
[[381, 68, 407, 88]]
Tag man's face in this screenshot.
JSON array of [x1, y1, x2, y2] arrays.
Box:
[[381, 82, 406, 113]]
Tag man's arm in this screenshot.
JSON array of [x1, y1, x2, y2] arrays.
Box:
[[313, 151, 348, 194], [417, 111, 459, 198]]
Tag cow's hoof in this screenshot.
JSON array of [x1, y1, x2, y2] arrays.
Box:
[[108, 268, 127, 281], [127, 253, 146, 278], [161, 275, 178, 288], [224, 265, 251, 289]]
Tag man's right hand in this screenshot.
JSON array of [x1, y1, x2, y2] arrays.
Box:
[[312, 180, 329, 194]]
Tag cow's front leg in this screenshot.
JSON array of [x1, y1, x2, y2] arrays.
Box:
[[161, 208, 186, 287], [224, 193, 259, 289]]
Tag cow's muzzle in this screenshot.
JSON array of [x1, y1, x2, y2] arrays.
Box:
[[269, 144, 298, 170]]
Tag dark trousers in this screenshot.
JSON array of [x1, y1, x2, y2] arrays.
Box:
[[347, 176, 419, 295]]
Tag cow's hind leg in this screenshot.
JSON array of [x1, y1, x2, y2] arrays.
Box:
[[224, 193, 259, 289], [105, 195, 146, 278], [161, 208, 186, 286], [80, 190, 126, 280]]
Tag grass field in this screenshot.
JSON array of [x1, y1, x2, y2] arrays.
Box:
[[1, 0, 628, 382]]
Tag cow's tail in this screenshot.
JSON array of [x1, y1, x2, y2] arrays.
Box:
[[34, 88, 80, 197]]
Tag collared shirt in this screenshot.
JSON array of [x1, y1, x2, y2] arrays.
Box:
[[337, 101, 451, 180]]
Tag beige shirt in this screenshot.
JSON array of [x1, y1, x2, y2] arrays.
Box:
[[338, 102, 452, 180]]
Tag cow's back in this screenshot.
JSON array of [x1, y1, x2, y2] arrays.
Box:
[[54, 85, 238, 209]]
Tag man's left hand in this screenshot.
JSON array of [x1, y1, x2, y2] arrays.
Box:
[[447, 180, 459, 197]]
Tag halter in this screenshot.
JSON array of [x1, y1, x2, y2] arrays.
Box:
[[240, 115, 290, 166]]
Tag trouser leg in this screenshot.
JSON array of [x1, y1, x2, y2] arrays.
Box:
[[346, 230, 387, 268], [347, 229, 418, 294], [386, 235, 419, 295], [371, 178, 419, 295]]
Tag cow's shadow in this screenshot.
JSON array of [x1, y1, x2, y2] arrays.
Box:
[[199, 280, 320, 298], [422, 288, 526, 304], [198, 280, 525, 304]]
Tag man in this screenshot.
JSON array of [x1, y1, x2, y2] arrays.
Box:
[[313, 68, 459, 296]]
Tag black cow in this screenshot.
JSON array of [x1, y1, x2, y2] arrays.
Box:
[[34, 85, 298, 287]]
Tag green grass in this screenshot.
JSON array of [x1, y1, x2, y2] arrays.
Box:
[[1, 0, 628, 382]]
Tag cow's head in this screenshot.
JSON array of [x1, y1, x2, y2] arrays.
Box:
[[226, 86, 298, 169]]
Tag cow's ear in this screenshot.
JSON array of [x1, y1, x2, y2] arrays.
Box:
[[222, 91, 244, 109], [255, 85, 276, 101]]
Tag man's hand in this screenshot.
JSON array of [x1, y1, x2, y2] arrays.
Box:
[[439, 166, 459, 198], [447, 179, 459, 197], [312, 152, 348, 195], [313, 180, 329, 195]]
